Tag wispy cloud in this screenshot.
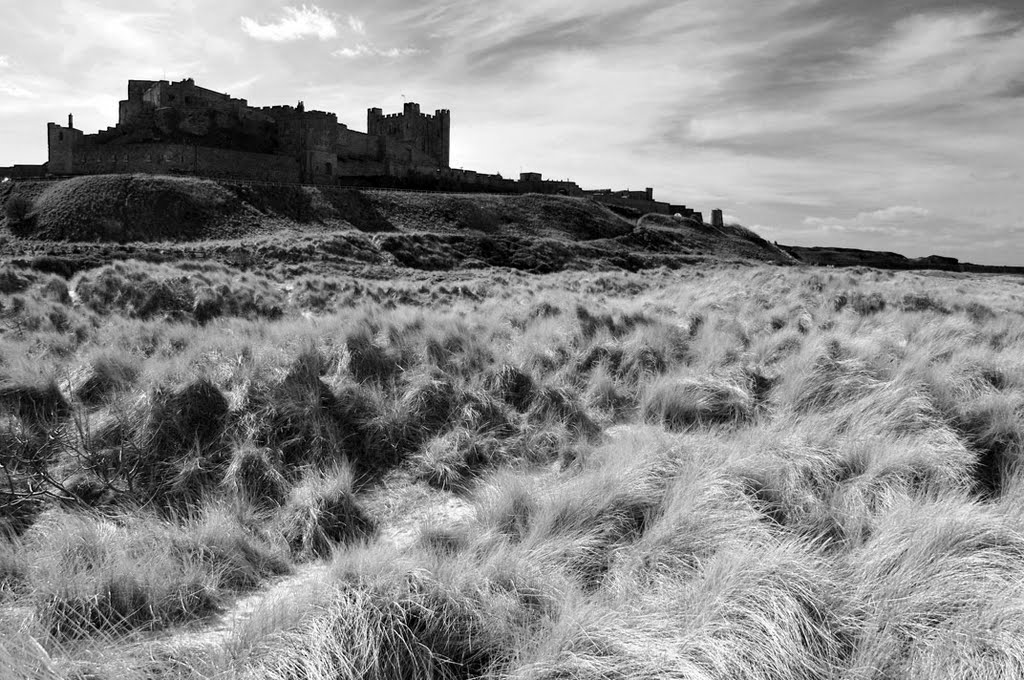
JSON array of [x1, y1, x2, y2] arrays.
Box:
[[0, 81, 35, 98], [50, 0, 174, 64], [0, 55, 9, 68], [803, 206, 931, 235], [332, 44, 422, 59], [241, 5, 337, 42], [348, 15, 366, 35]]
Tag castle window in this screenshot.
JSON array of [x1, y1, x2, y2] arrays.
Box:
[[58, 132, 64, 141], [185, 96, 192, 104], [325, 162, 333, 175]]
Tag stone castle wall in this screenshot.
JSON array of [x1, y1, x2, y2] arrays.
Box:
[[590, 194, 674, 215], [0, 164, 47, 179], [69, 143, 300, 183]]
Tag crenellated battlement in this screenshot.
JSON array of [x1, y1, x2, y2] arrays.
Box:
[[369, 108, 448, 122]]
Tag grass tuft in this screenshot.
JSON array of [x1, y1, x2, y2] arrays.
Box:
[[642, 372, 754, 431], [280, 465, 376, 560]]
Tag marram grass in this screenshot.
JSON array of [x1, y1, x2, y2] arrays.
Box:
[[1, 262, 1024, 678]]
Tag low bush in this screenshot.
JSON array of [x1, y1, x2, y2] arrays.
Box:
[[3, 194, 32, 224]]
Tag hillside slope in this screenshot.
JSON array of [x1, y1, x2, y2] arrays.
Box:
[[0, 174, 789, 274], [1, 175, 633, 242], [629, 213, 795, 263]]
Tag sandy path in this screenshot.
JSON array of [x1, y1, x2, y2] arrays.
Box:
[[165, 474, 475, 655]]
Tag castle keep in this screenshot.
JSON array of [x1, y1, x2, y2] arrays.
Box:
[[45, 78, 452, 184]]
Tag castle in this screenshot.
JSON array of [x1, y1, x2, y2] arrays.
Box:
[[1, 78, 709, 220], [42, 78, 452, 185]]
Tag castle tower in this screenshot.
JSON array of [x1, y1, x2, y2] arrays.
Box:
[[435, 109, 450, 169], [47, 121, 83, 174], [367, 103, 450, 169]]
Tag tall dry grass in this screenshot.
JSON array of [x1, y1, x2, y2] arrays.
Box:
[[1, 262, 1024, 678]]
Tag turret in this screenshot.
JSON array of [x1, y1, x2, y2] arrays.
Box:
[[47, 121, 83, 174], [367, 107, 384, 133], [435, 108, 450, 169]]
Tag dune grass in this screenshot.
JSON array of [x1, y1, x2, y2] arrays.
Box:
[[2, 261, 1024, 678]]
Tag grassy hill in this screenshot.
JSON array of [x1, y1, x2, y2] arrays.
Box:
[[0, 175, 636, 241], [0, 174, 790, 275]]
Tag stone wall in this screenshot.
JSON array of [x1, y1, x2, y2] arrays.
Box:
[[336, 127, 381, 160], [590, 194, 673, 215], [335, 159, 388, 177], [69, 143, 299, 182], [519, 178, 584, 196], [0, 164, 47, 179]]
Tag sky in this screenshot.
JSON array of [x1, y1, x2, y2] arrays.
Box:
[[1, 0, 1021, 264]]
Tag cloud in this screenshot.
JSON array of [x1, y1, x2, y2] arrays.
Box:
[[332, 44, 422, 58], [0, 55, 8, 68], [348, 15, 365, 35], [686, 111, 831, 144], [241, 5, 337, 42], [0, 81, 35, 98], [803, 206, 932, 234]]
